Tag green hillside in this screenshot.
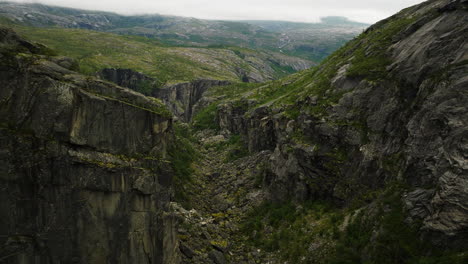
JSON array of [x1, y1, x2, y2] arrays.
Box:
[[0, 1, 368, 62], [3, 24, 312, 84]]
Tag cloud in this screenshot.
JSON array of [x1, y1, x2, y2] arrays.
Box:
[[5, 0, 426, 23]]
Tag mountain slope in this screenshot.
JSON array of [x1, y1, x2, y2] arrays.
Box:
[[172, 0, 467, 262], [243, 18, 369, 61], [1, 24, 312, 85], [0, 1, 368, 61]]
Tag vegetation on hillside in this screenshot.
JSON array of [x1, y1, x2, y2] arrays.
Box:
[[0, 2, 368, 62], [203, 11, 425, 121], [2, 1, 466, 263], [180, 2, 468, 262], [168, 123, 199, 206], [0, 22, 308, 85], [241, 185, 468, 264]]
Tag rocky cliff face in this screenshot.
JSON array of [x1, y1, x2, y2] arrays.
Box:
[[96, 68, 231, 122], [154, 80, 231, 122], [97, 68, 160, 96], [0, 28, 178, 263], [213, 0, 467, 248]]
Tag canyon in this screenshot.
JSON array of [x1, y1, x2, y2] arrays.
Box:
[[0, 0, 467, 263]]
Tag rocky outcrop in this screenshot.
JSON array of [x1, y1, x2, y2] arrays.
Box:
[[154, 80, 231, 122], [217, 102, 278, 153], [97, 68, 160, 96], [214, 0, 468, 247], [96, 69, 231, 122], [0, 28, 178, 263]]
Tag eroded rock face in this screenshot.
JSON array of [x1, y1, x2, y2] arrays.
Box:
[[96, 69, 231, 122], [0, 28, 178, 263], [215, 0, 468, 247], [97, 68, 160, 96], [154, 80, 231, 122]]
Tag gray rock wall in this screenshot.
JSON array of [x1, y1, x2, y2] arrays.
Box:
[[154, 80, 231, 122], [97, 68, 160, 96], [97, 68, 231, 123], [0, 28, 178, 264], [215, 0, 468, 247]]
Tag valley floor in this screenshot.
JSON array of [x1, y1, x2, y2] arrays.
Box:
[[172, 129, 275, 263]]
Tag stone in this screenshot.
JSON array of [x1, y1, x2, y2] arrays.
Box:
[[208, 250, 227, 264], [179, 243, 195, 259], [403, 188, 436, 220]]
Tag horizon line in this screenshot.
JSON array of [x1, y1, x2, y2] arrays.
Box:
[[0, 0, 372, 25]]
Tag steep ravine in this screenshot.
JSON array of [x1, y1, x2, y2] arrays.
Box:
[[172, 134, 270, 263], [172, 0, 468, 263], [212, 0, 468, 244], [1, 0, 467, 263]]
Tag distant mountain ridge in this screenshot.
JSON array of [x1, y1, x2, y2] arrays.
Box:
[[0, 1, 368, 61]]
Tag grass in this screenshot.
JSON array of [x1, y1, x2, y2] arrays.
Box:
[[232, 12, 465, 263], [268, 59, 298, 78], [210, 12, 422, 122], [0, 22, 312, 86], [133, 79, 161, 95], [223, 134, 249, 162], [168, 123, 199, 205], [192, 103, 220, 131], [241, 200, 340, 263], [328, 185, 468, 264], [6, 26, 236, 84], [346, 16, 418, 81], [191, 82, 261, 132], [208, 82, 263, 99], [217, 38, 353, 116], [203, 134, 250, 162], [241, 185, 468, 264]]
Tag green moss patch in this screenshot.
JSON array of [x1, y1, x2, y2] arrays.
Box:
[[168, 123, 199, 205], [192, 103, 220, 131]]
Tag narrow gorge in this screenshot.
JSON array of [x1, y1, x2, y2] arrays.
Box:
[[0, 0, 467, 263]]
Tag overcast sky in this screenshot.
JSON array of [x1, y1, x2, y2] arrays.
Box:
[[6, 0, 426, 23]]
